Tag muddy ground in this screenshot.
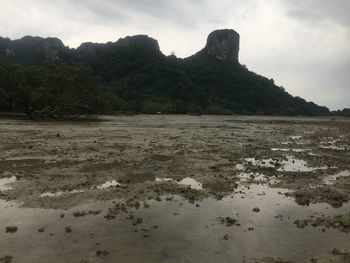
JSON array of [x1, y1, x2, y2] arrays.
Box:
[[0, 115, 349, 263]]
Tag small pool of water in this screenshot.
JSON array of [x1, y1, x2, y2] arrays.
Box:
[[0, 176, 17, 191], [40, 189, 85, 197], [238, 172, 279, 184], [97, 180, 121, 189], [320, 145, 348, 151], [289, 136, 302, 140], [323, 170, 350, 185], [245, 156, 327, 172], [156, 177, 203, 190], [271, 148, 310, 153]]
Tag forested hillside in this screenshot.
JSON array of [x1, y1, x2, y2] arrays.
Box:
[[0, 30, 330, 118]]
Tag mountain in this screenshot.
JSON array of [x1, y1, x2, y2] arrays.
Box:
[[0, 29, 330, 117]]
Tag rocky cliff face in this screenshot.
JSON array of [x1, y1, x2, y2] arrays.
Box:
[[41, 37, 65, 60], [0, 36, 66, 63], [205, 29, 240, 62]]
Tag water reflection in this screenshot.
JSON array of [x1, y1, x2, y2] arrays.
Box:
[[0, 176, 17, 191], [1, 184, 349, 263]]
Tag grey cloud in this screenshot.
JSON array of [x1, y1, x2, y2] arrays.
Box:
[[281, 0, 350, 27]]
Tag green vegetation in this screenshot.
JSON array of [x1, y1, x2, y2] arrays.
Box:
[[0, 35, 332, 118], [0, 62, 109, 118]]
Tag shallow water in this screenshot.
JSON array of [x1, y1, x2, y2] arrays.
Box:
[[40, 189, 85, 197], [0, 176, 17, 191], [156, 177, 203, 190], [244, 156, 327, 173], [97, 180, 121, 189], [323, 170, 350, 185], [1, 184, 349, 263]]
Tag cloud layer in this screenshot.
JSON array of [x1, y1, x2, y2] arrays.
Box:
[[0, 0, 349, 110]]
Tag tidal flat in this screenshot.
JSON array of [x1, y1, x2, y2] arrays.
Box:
[[0, 115, 349, 263]]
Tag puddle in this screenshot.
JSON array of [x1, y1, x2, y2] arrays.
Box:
[[271, 148, 310, 152], [1, 184, 350, 262], [156, 177, 203, 190], [0, 176, 17, 191], [40, 180, 123, 198], [320, 145, 349, 151], [179, 178, 203, 190], [245, 156, 326, 172], [289, 136, 302, 140], [155, 178, 173, 183], [323, 170, 350, 185], [238, 172, 279, 184], [40, 189, 85, 197], [235, 164, 245, 171], [97, 180, 121, 189], [277, 157, 326, 172], [320, 137, 349, 151], [308, 152, 317, 156]]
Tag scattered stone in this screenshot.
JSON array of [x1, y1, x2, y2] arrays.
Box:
[[38, 227, 45, 233], [219, 217, 239, 227], [223, 234, 229, 240], [256, 257, 293, 263], [96, 250, 109, 256], [65, 226, 72, 233], [73, 211, 87, 217], [132, 217, 143, 226], [0, 256, 13, 263], [332, 248, 350, 255], [89, 210, 101, 215], [294, 220, 307, 229], [290, 188, 349, 208], [252, 207, 260, 212], [5, 226, 17, 233], [294, 213, 350, 233]]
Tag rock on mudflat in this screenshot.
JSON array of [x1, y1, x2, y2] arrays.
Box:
[[332, 248, 350, 255], [252, 207, 260, 212], [65, 226, 72, 233], [5, 226, 17, 233]]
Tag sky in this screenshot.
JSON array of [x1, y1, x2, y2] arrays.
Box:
[[0, 0, 349, 110]]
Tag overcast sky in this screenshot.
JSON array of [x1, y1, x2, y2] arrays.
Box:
[[0, 0, 349, 110]]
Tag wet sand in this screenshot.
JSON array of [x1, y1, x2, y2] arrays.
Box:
[[0, 115, 349, 262]]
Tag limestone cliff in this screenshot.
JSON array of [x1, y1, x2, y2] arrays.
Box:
[[205, 29, 240, 62]]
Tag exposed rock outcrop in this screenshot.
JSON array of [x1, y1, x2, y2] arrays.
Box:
[[0, 36, 66, 63], [205, 29, 240, 62]]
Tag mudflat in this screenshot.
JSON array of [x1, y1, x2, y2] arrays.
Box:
[[0, 115, 349, 263]]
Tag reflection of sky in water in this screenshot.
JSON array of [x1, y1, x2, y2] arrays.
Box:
[[271, 148, 311, 152], [1, 184, 350, 262], [244, 156, 326, 172], [156, 177, 203, 190], [97, 180, 121, 189], [0, 176, 17, 191], [40, 189, 84, 197], [323, 170, 350, 185]]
